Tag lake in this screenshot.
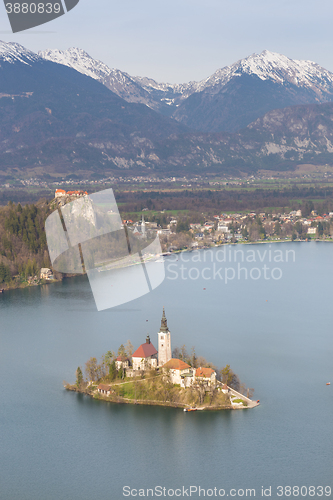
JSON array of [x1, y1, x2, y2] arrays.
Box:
[[0, 242, 332, 499]]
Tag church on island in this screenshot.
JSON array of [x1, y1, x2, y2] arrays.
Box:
[[114, 308, 217, 389]]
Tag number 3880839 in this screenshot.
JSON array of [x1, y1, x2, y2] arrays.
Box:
[[5, 3, 61, 14]]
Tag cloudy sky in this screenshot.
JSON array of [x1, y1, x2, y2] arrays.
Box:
[[0, 0, 332, 83]]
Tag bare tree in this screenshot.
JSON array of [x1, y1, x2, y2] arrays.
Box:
[[125, 340, 134, 358], [85, 357, 99, 382]]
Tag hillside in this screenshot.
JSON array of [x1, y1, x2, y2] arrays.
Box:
[[0, 199, 52, 286]]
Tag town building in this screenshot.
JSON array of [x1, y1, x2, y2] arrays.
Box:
[[195, 367, 217, 387], [97, 384, 113, 396], [54, 189, 88, 198], [161, 361, 217, 390], [162, 358, 192, 385], [55, 189, 66, 198], [115, 356, 131, 371], [40, 268, 53, 280]]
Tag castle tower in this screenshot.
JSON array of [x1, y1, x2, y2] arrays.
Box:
[[158, 307, 172, 366]]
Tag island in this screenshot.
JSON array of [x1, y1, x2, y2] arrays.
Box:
[[65, 308, 259, 411]]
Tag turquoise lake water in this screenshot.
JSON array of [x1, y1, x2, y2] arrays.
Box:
[[0, 242, 332, 499]]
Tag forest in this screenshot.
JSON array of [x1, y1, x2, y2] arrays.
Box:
[[0, 200, 51, 285], [118, 185, 333, 218]]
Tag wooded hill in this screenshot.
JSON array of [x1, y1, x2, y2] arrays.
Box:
[[0, 199, 51, 286]]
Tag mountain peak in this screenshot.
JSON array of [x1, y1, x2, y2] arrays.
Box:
[[39, 47, 117, 81], [0, 40, 40, 65]]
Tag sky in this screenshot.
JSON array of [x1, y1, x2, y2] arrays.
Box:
[[0, 0, 333, 83]]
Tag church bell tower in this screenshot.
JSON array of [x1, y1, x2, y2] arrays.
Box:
[[158, 307, 172, 367]]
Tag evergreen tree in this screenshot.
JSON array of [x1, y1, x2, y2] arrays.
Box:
[[76, 367, 83, 388], [109, 361, 117, 381]]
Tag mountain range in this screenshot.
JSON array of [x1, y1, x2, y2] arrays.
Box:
[[39, 48, 333, 133], [2, 41, 333, 178]]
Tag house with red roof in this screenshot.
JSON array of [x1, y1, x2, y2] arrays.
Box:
[[195, 367, 217, 387], [97, 384, 113, 396], [55, 189, 66, 198], [55, 189, 88, 199], [162, 358, 192, 385], [161, 360, 217, 389], [132, 335, 158, 371]]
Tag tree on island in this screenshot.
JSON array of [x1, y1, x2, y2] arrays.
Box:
[[109, 361, 117, 381], [85, 356, 108, 382], [76, 367, 83, 389], [220, 364, 240, 391], [103, 351, 116, 367], [190, 346, 197, 368], [85, 357, 99, 381], [117, 344, 126, 358], [125, 340, 134, 358]]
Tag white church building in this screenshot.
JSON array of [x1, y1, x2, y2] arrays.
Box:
[[121, 308, 172, 375], [115, 309, 217, 390], [157, 307, 172, 367]]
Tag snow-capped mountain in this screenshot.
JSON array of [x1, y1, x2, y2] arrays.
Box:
[[191, 50, 333, 94], [4, 41, 333, 132], [135, 49, 333, 97], [170, 50, 333, 132], [39, 47, 165, 111], [0, 40, 42, 65], [38, 48, 333, 131], [0, 39, 187, 174], [3, 41, 333, 177]]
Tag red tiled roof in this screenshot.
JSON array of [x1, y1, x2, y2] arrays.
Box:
[[98, 384, 112, 391], [163, 358, 191, 370], [196, 367, 215, 378], [55, 189, 66, 193], [132, 342, 157, 359]]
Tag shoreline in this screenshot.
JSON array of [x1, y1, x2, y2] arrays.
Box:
[[64, 384, 259, 411], [1, 238, 331, 292]]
